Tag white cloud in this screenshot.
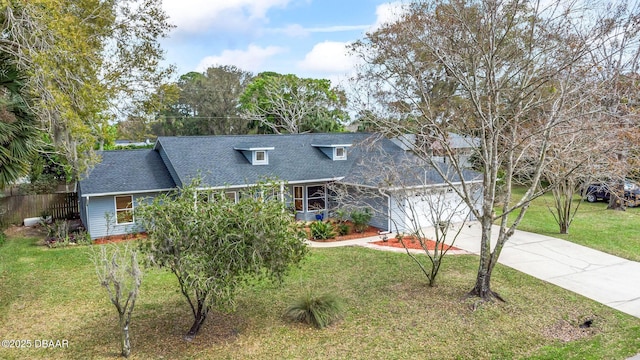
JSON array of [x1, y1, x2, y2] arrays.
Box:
[[162, 0, 291, 33], [297, 41, 358, 75], [196, 45, 287, 73], [371, 2, 407, 31]]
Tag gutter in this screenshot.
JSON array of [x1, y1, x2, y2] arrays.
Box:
[[81, 187, 177, 198], [195, 177, 346, 191]]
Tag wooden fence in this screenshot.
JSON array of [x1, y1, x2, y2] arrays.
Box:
[[0, 192, 79, 226]]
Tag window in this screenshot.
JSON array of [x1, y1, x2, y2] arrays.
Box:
[[293, 186, 303, 211], [334, 146, 346, 160], [224, 191, 237, 203], [253, 150, 268, 164], [306, 185, 326, 212], [115, 195, 134, 224]]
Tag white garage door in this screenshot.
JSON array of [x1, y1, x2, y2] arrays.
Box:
[[395, 188, 470, 232]]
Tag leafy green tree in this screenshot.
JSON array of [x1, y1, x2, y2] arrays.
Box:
[[0, 0, 174, 175], [0, 54, 39, 189], [240, 72, 348, 134], [153, 66, 253, 136], [135, 179, 307, 338]]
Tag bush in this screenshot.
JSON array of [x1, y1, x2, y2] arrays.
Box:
[[284, 292, 344, 329], [43, 220, 91, 248], [309, 221, 335, 240], [0, 232, 5, 248], [44, 220, 70, 248], [337, 223, 350, 236], [350, 208, 372, 233]]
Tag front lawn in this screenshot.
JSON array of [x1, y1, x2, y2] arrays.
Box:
[[1, 234, 639, 359], [510, 188, 640, 261]]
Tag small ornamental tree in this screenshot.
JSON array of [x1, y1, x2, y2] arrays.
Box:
[[93, 245, 142, 358], [135, 179, 307, 339]]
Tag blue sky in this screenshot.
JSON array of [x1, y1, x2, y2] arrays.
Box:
[[160, 0, 403, 86]]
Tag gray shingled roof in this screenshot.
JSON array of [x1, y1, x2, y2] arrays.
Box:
[[154, 133, 400, 188], [340, 146, 481, 189], [78, 149, 176, 196], [79, 133, 481, 196]]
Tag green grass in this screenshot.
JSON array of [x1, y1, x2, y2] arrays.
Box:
[[508, 187, 640, 261], [1, 235, 639, 359]]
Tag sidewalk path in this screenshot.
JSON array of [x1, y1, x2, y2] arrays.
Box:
[[308, 223, 640, 319]]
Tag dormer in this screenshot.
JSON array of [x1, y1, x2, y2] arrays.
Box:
[[234, 145, 274, 165], [311, 143, 352, 161]]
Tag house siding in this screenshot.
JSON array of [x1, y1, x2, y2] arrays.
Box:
[[85, 192, 164, 239], [334, 186, 389, 231], [351, 188, 388, 231]]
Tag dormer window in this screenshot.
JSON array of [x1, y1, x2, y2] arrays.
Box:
[[312, 143, 352, 161], [234, 145, 274, 165], [254, 150, 267, 164]]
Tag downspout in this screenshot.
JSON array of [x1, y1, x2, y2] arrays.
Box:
[[378, 188, 392, 232], [85, 197, 90, 237]]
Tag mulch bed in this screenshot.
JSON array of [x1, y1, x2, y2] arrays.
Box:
[[306, 221, 381, 242], [94, 233, 147, 245], [371, 236, 460, 251]]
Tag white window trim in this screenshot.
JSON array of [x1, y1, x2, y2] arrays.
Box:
[[253, 150, 268, 165], [225, 191, 238, 203], [306, 185, 327, 212], [293, 186, 304, 212], [114, 195, 134, 225], [334, 146, 347, 160]]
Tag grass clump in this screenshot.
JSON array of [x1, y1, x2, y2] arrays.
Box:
[[284, 292, 344, 329]]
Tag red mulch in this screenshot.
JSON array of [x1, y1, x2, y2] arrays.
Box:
[[94, 233, 147, 245], [371, 236, 460, 251], [306, 221, 381, 242]]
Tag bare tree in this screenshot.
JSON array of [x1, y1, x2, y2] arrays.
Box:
[[332, 140, 480, 286], [350, 0, 640, 301], [93, 245, 142, 358], [240, 72, 348, 134]]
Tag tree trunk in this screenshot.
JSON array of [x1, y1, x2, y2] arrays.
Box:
[[468, 264, 505, 302], [119, 315, 131, 358], [607, 195, 626, 211], [185, 303, 208, 340], [468, 217, 506, 302], [559, 222, 568, 234]]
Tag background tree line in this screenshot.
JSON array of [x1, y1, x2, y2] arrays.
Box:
[[117, 67, 349, 140]]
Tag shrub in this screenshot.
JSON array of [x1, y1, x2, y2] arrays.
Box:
[[43, 220, 92, 247], [309, 221, 335, 240], [74, 229, 93, 245], [0, 232, 5, 248], [284, 292, 344, 329], [44, 220, 71, 248], [350, 208, 372, 233], [337, 223, 350, 236]]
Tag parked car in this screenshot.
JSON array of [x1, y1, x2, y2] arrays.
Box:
[[583, 180, 640, 206]]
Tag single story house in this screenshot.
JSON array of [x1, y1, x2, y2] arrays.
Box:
[[78, 133, 482, 239]]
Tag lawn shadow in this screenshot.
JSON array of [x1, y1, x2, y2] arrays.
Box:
[[72, 298, 247, 359]]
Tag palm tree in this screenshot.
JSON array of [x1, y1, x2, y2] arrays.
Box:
[[0, 56, 39, 189]]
